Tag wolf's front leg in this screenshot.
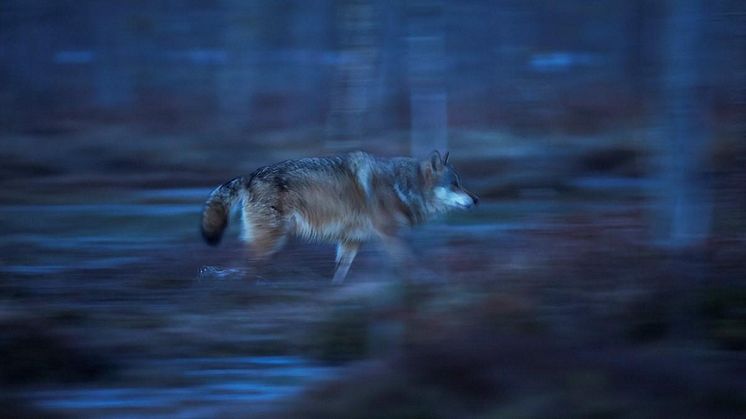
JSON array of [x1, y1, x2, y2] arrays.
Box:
[[378, 234, 415, 275], [332, 241, 360, 284], [378, 234, 441, 282]]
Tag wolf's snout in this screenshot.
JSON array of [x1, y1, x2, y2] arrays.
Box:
[[468, 192, 479, 207]]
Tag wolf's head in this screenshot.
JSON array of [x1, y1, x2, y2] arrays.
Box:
[[421, 151, 479, 212]]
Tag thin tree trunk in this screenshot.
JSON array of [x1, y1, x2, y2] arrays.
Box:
[[407, 0, 447, 158], [653, 0, 712, 248]]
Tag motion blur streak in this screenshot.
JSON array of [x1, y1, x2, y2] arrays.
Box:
[[0, 1, 744, 418]]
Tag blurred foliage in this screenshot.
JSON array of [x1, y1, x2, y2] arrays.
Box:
[[700, 287, 746, 350], [308, 303, 372, 363], [0, 320, 113, 387]]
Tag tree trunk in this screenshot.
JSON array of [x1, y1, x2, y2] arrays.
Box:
[[653, 0, 712, 248]]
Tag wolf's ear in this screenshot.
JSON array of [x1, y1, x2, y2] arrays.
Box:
[[421, 150, 444, 180], [427, 150, 444, 171], [443, 151, 449, 165]]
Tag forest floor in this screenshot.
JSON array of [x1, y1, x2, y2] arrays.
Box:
[[1, 125, 744, 418]]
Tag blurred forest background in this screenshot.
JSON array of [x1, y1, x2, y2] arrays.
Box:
[[1, 0, 745, 418]]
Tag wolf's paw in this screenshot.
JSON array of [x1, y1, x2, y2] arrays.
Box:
[[197, 265, 245, 280]]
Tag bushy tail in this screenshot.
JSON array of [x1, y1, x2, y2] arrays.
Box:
[[201, 176, 247, 246]]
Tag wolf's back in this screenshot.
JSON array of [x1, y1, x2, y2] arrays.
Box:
[[201, 176, 246, 246]]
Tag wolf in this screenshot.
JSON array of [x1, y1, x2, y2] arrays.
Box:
[[201, 150, 478, 283]]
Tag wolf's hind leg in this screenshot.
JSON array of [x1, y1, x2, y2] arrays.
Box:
[[332, 241, 360, 284], [249, 226, 288, 260], [239, 225, 287, 280]]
